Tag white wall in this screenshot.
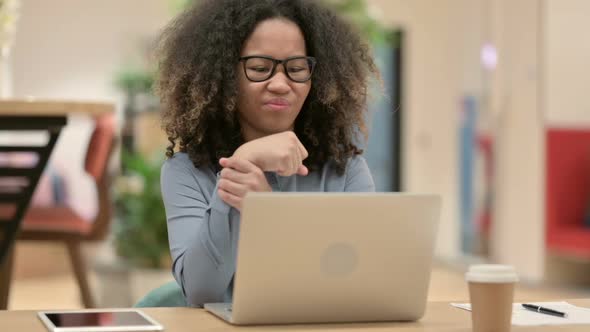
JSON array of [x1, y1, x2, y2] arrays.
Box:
[[11, 0, 171, 218], [488, 0, 545, 281], [368, 0, 547, 281], [368, 0, 489, 261], [13, 0, 170, 100], [545, 0, 590, 126], [490, 0, 590, 281]]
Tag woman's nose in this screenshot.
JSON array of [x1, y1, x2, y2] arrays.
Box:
[[266, 67, 291, 94]]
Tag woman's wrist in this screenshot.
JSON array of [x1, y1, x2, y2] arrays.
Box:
[[233, 144, 261, 167]]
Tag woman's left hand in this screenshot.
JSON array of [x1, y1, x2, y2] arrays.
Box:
[[217, 157, 272, 211]]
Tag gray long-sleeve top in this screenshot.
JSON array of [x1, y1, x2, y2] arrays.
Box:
[[160, 152, 375, 307]]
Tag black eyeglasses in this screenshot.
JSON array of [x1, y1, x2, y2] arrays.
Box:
[[239, 55, 316, 83]]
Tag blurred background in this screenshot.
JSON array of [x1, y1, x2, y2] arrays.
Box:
[[1, 0, 590, 309]]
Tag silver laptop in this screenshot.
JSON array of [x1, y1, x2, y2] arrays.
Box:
[[205, 193, 441, 325]]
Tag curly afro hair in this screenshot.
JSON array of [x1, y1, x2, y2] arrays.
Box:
[[156, 0, 379, 174]]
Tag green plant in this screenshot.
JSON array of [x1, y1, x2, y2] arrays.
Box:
[[113, 150, 169, 269], [176, 0, 394, 45], [324, 0, 396, 46], [169, 0, 196, 13], [114, 66, 155, 96]]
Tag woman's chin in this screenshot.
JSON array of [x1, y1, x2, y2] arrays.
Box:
[[261, 126, 295, 136]]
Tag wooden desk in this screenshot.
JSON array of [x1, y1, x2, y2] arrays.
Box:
[[0, 99, 115, 309], [0, 99, 114, 116], [1, 299, 589, 331]]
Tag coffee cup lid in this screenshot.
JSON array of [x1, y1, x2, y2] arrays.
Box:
[[465, 264, 519, 283]]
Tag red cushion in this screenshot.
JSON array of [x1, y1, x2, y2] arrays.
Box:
[[547, 226, 590, 259], [546, 128, 590, 256], [85, 114, 115, 181], [0, 204, 16, 220], [22, 206, 92, 235]]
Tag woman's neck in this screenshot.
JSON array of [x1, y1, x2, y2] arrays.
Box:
[[240, 124, 294, 142]]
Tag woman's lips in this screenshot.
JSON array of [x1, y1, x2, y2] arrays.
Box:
[[264, 98, 290, 111]]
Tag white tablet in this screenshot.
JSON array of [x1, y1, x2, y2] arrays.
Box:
[[37, 309, 164, 332]]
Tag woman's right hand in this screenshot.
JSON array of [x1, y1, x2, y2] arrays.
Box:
[[232, 131, 309, 176]]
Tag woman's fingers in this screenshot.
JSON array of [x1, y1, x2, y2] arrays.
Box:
[[291, 148, 300, 176], [220, 158, 269, 191], [218, 178, 248, 197], [294, 153, 306, 176], [297, 164, 309, 176], [297, 139, 308, 160], [276, 151, 305, 177], [222, 143, 307, 178], [220, 166, 249, 183], [221, 157, 258, 173], [217, 188, 242, 211]]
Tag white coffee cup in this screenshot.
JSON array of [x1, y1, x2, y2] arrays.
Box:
[[466, 265, 519, 332]]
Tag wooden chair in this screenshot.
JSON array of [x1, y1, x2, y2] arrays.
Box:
[[0, 114, 67, 310], [18, 113, 117, 308]]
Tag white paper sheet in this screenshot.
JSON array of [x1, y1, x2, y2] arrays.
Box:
[[450, 301, 590, 326]]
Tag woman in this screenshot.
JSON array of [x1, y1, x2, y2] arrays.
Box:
[[157, 0, 379, 307]]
